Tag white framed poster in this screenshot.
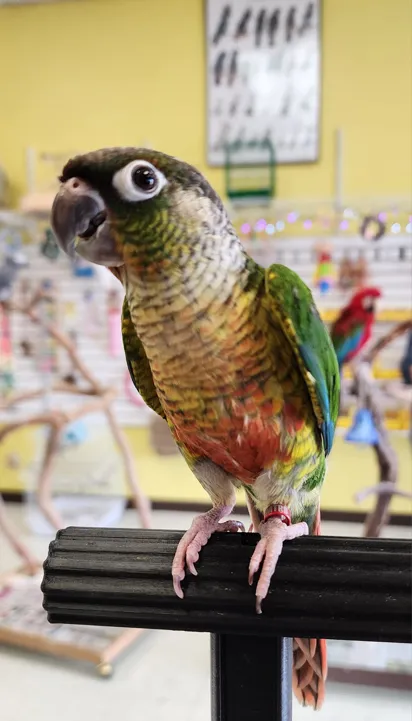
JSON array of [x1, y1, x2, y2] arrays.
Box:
[[206, 0, 321, 165]]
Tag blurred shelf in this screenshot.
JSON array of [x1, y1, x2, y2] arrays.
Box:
[[342, 367, 403, 380], [321, 309, 412, 323], [337, 412, 410, 431]]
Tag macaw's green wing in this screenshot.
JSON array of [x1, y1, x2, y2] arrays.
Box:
[[265, 264, 340, 455], [122, 298, 166, 420]]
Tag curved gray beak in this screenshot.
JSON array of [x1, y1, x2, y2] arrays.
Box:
[[51, 178, 123, 267]]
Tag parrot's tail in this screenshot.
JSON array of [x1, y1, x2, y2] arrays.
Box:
[[292, 637, 327, 709], [292, 508, 327, 710]]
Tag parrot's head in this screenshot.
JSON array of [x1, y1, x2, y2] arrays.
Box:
[[350, 286, 382, 314], [51, 147, 235, 279]]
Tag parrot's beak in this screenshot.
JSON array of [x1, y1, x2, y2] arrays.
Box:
[[51, 178, 124, 267]]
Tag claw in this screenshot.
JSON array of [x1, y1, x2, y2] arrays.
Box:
[[173, 573, 185, 599], [187, 560, 198, 576]]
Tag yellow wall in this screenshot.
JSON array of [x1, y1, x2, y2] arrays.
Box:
[[0, 0, 411, 205], [1, 426, 411, 516]]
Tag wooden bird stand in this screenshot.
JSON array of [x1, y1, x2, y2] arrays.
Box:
[[0, 286, 151, 673], [350, 320, 412, 537], [1, 286, 151, 534], [0, 567, 145, 677]]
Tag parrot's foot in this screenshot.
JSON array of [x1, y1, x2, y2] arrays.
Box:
[[248, 516, 309, 614], [172, 507, 245, 598]]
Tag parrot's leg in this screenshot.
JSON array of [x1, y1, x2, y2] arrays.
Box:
[[248, 510, 308, 614], [172, 461, 243, 598], [245, 492, 263, 532]]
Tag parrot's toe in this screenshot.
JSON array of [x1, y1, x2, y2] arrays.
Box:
[[249, 517, 309, 614], [219, 519, 246, 533], [171, 511, 244, 598]]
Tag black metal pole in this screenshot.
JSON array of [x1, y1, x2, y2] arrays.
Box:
[[211, 634, 292, 721]]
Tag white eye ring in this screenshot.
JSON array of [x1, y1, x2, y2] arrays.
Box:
[[112, 160, 167, 202]]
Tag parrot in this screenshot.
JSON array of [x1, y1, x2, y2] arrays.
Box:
[[330, 287, 382, 369], [51, 147, 340, 710]]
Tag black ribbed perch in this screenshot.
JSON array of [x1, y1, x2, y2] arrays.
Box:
[[42, 528, 411, 721], [42, 528, 411, 642]]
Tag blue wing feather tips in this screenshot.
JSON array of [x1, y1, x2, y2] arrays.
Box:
[[336, 330, 363, 366], [321, 421, 335, 456], [299, 343, 334, 455]]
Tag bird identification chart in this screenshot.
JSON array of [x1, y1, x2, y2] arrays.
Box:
[[206, 0, 321, 165]]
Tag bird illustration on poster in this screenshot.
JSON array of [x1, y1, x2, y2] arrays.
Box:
[[206, 0, 321, 165]]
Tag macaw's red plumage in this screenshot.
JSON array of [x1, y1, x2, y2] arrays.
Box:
[[330, 287, 382, 368]]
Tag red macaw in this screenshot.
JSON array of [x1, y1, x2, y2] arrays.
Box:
[[330, 287, 382, 368]]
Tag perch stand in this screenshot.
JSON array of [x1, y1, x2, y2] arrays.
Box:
[[1, 287, 151, 531], [42, 528, 412, 721], [350, 320, 412, 537], [0, 287, 151, 674], [0, 494, 39, 573]]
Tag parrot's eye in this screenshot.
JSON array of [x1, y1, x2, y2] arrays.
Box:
[[132, 167, 157, 191], [113, 160, 167, 202]]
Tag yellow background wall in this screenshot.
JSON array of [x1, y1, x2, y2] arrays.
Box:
[[0, 1, 411, 517], [1, 427, 411, 516], [0, 0, 411, 205]]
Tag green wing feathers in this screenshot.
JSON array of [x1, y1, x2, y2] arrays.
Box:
[[121, 298, 166, 419], [264, 265, 340, 455]]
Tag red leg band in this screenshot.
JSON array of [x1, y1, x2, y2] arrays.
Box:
[[263, 505, 291, 526]]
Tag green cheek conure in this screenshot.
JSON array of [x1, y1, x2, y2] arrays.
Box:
[[51, 147, 340, 710]]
